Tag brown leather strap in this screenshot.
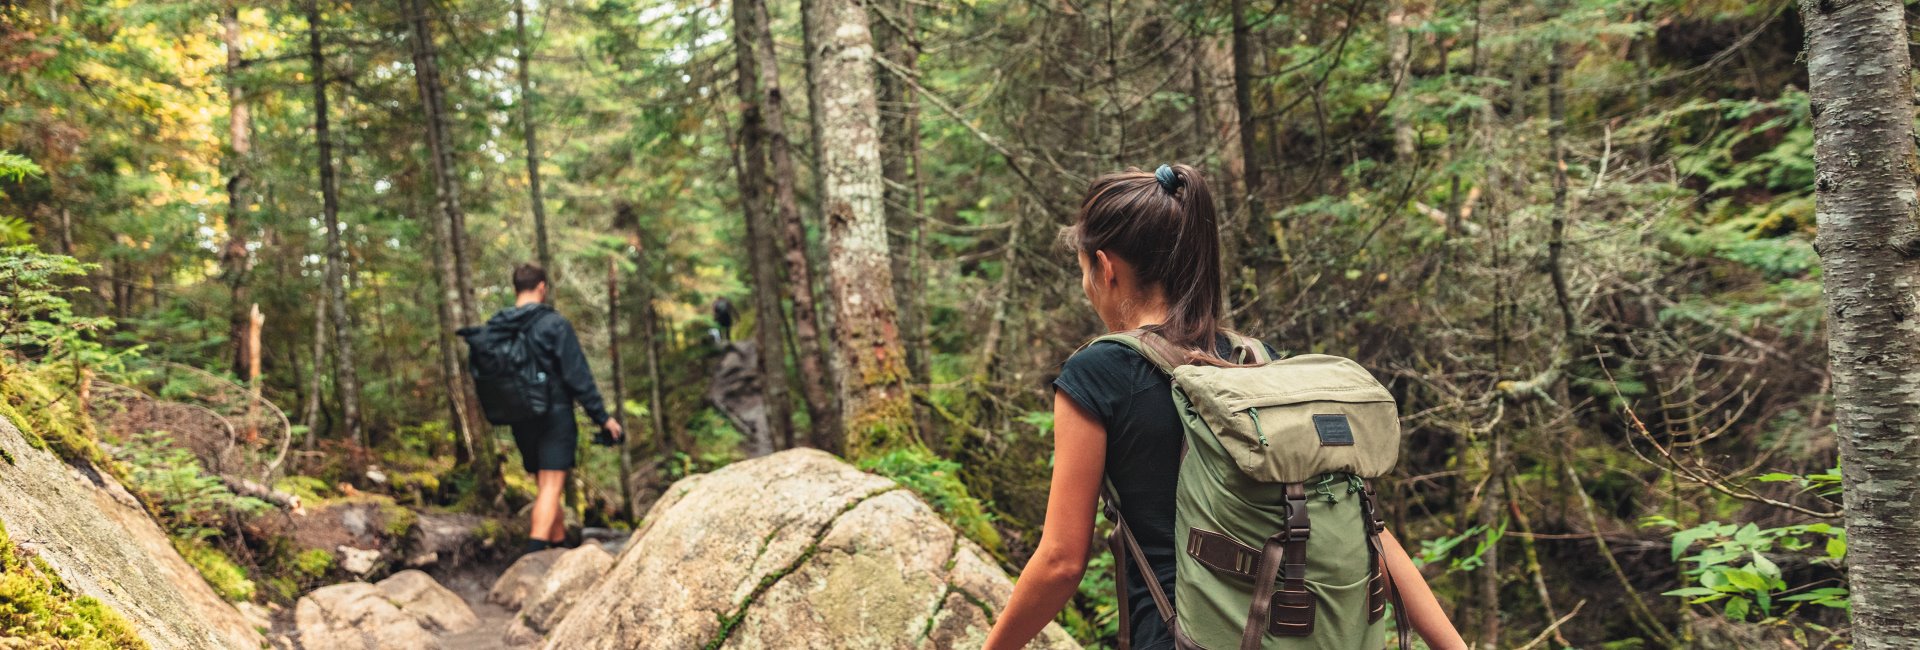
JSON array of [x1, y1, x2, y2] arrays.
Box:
[[1360, 480, 1411, 650], [1239, 483, 1311, 650], [1188, 528, 1259, 579], [1104, 482, 1175, 648]]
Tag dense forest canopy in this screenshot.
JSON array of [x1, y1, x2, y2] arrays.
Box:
[[3, 0, 1913, 646]]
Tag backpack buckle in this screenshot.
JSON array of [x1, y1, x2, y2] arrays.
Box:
[[1283, 489, 1311, 540]]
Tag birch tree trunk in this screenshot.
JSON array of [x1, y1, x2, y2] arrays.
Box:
[[1804, 1, 1920, 647], [308, 0, 362, 446], [805, 0, 914, 458], [748, 0, 837, 444], [729, 1, 795, 448]]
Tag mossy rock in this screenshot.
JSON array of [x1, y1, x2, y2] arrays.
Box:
[[0, 519, 148, 649]]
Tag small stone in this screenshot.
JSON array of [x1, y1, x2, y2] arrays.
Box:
[[376, 569, 479, 634], [338, 545, 382, 576], [366, 467, 389, 484], [405, 551, 439, 568], [486, 548, 567, 610]]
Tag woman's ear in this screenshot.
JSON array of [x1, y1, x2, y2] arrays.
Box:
[[1093, 250, 1118, 288]]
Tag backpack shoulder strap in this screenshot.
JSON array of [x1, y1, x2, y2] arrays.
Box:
[[1102, 480, 1176, 650], [1223, 330, 1272, 364], [1081, 329, 1190, 375]]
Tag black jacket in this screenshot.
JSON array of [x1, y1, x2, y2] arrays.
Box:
[[487, 303, 611, 425]]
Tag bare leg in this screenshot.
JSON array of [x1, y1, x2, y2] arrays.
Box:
[[532, 469, 568, 543]]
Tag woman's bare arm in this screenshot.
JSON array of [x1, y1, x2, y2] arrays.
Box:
[[1380, 529, 1467, 650], [984, 390, 1107, 650]]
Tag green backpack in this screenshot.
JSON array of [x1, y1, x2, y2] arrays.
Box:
[[1092, 329, 1409, 650]]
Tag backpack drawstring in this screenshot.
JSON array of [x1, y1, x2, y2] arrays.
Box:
[[1248, 407, 1268, 447]]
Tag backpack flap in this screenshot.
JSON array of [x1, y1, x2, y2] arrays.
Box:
[[1171, 355, 1401, 483]]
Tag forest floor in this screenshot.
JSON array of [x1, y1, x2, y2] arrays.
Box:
[[432, 561, 526, 650]]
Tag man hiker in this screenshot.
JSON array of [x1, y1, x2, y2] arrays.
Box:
[[483, 263, 622, 552]]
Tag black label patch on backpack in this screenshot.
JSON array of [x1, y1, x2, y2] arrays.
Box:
[[1312, 414, 1355, 446]]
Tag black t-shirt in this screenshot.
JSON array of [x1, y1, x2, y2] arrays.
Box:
[[1053, 332, 1277, 650]]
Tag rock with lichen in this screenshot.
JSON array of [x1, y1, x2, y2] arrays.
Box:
[[540, 448, 1077, 650]]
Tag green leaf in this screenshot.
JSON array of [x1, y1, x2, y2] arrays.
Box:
[[1826, 536, 1847, 561], [1750, 552, 1781, 581], [1662, 587, 1719, 597], [1724, 569, 1768, 592], [1724, 596, 1751, 621]]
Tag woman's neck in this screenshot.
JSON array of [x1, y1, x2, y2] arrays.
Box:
[[1109, 294, 1173, 332]]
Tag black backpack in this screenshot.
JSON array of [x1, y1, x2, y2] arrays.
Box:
[[457, 311, 556, 425]]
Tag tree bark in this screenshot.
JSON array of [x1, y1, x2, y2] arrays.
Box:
[[303, 279, 328, 448], [805, 0, 914, 458], [606, 256, 633, 519], [873, 0, 927, 431], [1230, 0, 1266, 246], [514, 0, 552, 273], [749, 0, 837, 444], [1386, 0, 1415, 160], [1804, 1, 1920, 647], [222, 1, 254, 380], [620, 203, 674, 459], [728, 3, 795, 449], [308, 0, 362, 447], [408, 0, 487, 472]]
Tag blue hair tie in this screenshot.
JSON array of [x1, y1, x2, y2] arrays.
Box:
[[1154, 164, 1181, 193]]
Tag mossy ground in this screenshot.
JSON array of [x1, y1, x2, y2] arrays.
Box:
[[0, 519, 147, 649]]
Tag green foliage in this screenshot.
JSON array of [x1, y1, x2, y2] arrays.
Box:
[[171, 537, 255, 602], [1646, 513, 1848, 622], [1414, 520, 1506, 573], [0, 246, 120, 362], [857, 448, 1003, 552], [113, 431, 272, 539], [0, 519, 148, 648]]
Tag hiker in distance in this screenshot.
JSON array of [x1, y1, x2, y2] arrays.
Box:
[[984, 165, 1466, 650], [461, 263, 622, 553]]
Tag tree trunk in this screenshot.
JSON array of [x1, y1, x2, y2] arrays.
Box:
[[1229, 0, 1265, 246], [749, 0, 837, 444], [874, 0, 926, 432], [805, 0, 914, 458], [728, 3, 795, 448], [222, 1, 254, 379], [620, 203, 674, 459], [303, 279, 328, 448], [515, 0, 552, 272], [1805, 1, 1920, 647], [409, 0, 488, 472], [308, 0, 362, 447], [1386, 0, 1415, 160], [606, 256, 633, 519]]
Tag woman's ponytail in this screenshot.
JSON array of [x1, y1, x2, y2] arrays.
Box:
[[1065, 163, 1224, 355]]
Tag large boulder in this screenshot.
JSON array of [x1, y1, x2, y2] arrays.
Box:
[[542, 448, 1078, 650], [519, 544, 613, 633], [0, 413, 263, 649]]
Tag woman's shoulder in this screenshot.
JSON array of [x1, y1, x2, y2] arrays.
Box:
[[1062, 339, 1153, 373]]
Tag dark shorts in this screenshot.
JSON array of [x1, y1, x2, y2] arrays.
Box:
[[509, 406, 578, 473]]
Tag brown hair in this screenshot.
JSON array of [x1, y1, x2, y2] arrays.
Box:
[[1064, 163, 1224, 356], [512, 263, 548, 293]]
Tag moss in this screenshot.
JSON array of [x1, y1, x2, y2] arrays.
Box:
[[291, 548, 334, 579], [473, 519, 508, 548], [171, 537, 255, 602], [858, 448, 1003, 552], [271, 475, 332, 504], [379, 501, 418, 538], [0, 362, 109, 469], [392, 471, 441, 494], [0, 519, 149, 648], [0, 446, 12, 465]]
